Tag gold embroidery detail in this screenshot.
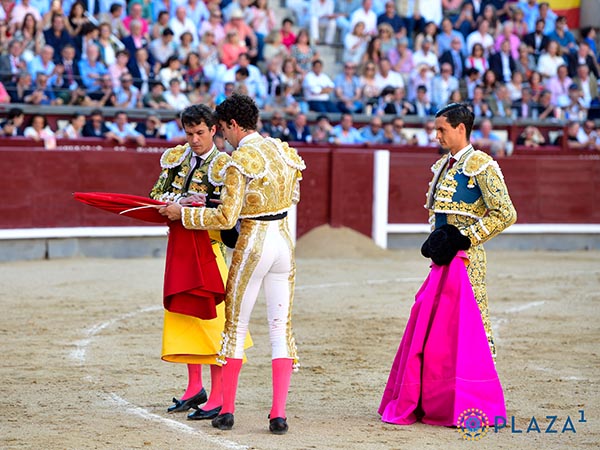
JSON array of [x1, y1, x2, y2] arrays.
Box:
[[231, 144, 267, 177], [463, 150, 493, 176], [160, 144, 190, 168], [208, 153, 232, 186], [219, 220, 266, 359]]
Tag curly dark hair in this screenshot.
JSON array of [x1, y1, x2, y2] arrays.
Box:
[[435, 102, 475, 139], [214, 93, 259, 131], [180, 104, 217, 129]]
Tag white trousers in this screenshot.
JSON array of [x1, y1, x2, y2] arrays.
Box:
[[219, 218, 298, 364]]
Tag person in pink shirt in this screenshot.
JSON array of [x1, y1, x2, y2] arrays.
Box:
[[123, 2, 149, 39], [198, 9, 226, 46], [494, 21, 520, 60], [223, 9, 258, 60], [280, 17, 296, 50]]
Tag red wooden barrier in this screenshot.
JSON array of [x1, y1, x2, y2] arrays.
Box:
[[2, 141, 599, 240]]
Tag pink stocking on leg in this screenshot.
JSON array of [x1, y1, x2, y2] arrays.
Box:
[[182, 364, 203, 399], [221, 358, 243, 414], [203, 365, 223, 411], [270, 358, 293, 419]]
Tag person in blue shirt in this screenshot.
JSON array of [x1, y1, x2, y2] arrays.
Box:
[[28, 45, 56, 84], [547, 15, 577, 55], [333, 63, 363, 114], [329, 113, 366, 145], [78, 43, 108, 90], [538, 2, 557, 35], [518, 0, 539, 33], [360, 116, 388, 144]]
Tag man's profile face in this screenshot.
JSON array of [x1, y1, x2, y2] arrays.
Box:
[[434, 116, 464, 152], [185, 121, 216, 156]]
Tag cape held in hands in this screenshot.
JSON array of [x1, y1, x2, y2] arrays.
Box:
[[73, 192, 167, 223]]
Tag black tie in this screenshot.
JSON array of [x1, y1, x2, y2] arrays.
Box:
[[184, 156, 202, 192]]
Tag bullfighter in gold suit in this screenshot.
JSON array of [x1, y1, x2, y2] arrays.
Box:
[[426, 103, 517, 358], [160, 94, 305, 435]]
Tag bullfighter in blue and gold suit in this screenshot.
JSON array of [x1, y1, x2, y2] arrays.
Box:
[[426, 103, 517, 358]]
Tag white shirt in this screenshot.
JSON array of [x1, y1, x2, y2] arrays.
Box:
[[419, 0, 442, 26], [466, 31, 494, 56], [451, 144, 471, 162], [375, 70, 405, 90], [302, 70, 335, 101], [350, 7, 377, 35], [412, 50, 439, 73], [168, 16, 199, 44], [310, 0, 334, 20], [164, 91, 192, 110]]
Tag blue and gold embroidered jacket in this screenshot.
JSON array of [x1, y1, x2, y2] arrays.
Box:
[[425, 147, 517, 246]]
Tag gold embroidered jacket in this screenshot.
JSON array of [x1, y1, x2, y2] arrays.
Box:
[[425, 147, 517, 246], [181, 134, 305, 230], [150, 143, 222, 203]]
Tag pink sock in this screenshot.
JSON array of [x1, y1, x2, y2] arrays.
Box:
[[221, 358, 243, 414], [182, 364, 203, 400], [270, 358, 293, 419], [203, 365, 223, 411]]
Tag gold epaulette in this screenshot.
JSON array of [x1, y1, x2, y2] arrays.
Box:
[[207, 152, 232, 186], [463, 150, 494, 177], [230, 144, 267, 178], [269, 138, 306, 171], [431, 156, 447, 173], [159, 144, 191, 169]]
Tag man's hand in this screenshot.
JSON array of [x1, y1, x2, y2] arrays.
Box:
[[179, 194, 207, 206], [158, 202, 183, 221]]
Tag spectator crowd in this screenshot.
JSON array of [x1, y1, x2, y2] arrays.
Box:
[[0, 0, 598, 151]]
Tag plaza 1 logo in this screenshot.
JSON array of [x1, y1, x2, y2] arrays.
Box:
[[456, 408, 490, 441], [456, 408, 588, 440], [494, 409, 587, 434]]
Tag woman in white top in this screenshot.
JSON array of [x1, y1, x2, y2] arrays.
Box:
[[159, 55, 187, 91], [506, 71, 524, 102], [177, 31, 198, 63], [96, 22, 119, 67], [343, 21, 369, 67], [465, 43, 488, 78]]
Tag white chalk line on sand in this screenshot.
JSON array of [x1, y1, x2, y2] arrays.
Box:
[[70, 305, 162, 362], [503, 300, 546, 314], [106, 393, 249, 450]]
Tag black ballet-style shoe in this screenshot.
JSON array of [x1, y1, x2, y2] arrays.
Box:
[[269, 417, 288, 435], [187, 406, 222, 420], [167, 388, 207, 413], [211, 413, 234, 430]]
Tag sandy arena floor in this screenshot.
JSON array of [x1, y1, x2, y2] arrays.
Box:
[[1, 226, 599, 450]]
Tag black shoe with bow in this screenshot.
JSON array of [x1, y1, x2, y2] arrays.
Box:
[[269, 417, 288, 434], [212, 413, 234, 430], [187, 405, 222, 420], [167, 388, 207, 413]]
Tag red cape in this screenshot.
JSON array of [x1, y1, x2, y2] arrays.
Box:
[[73, 192, 225, 319]]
